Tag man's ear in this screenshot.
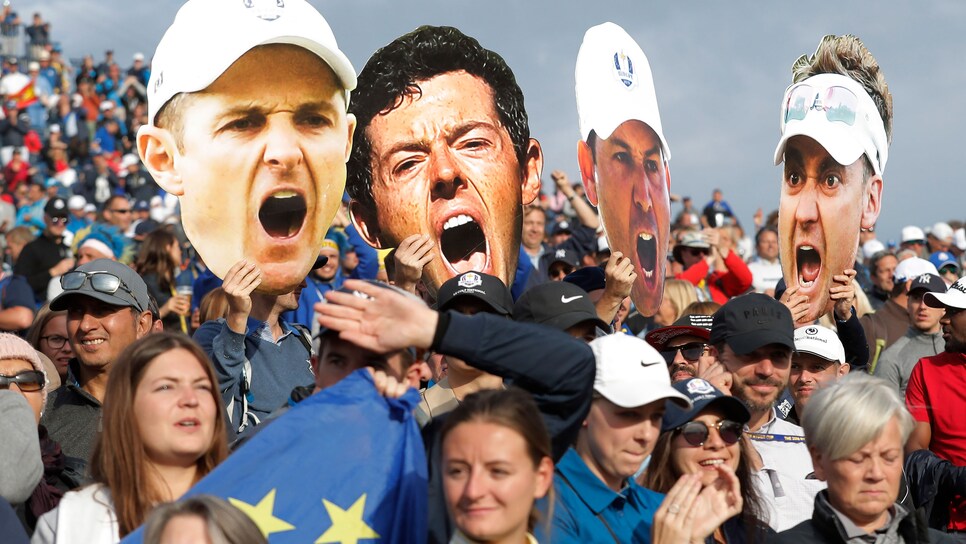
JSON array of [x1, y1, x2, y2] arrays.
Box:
[[838, 362, 851, 377], [344, 113, 357, 163], [404, 361, 429, 389], [520, 138, 543, 205], [137, 125, 183, 196], [136, 310, 153, 338], [860, 174, 883, 230], [349, 200, 383, 249], [577, 140, 599, 207]]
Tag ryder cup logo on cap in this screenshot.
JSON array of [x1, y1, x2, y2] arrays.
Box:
[[575, 22, 670, 159], [146, 0, 356, 125], [774, 72, 888, 175], [457, 272, 482, 289]]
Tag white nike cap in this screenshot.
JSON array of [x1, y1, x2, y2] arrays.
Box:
[[591, 334, 691, 409]]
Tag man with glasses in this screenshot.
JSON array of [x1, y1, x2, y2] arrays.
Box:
[[646, 313, 729, 388], [41, 258, 152, 467], [905, 277, 966, 533], [710, 293, 825, 531], [774, 35, 891, 326], [14, 197, 74, 305], [101, 195, 134, 235]]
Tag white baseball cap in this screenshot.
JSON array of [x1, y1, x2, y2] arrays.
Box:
[[590, 334, 690, 409], [794, 325, 845, 363], [930, 222, 954, 242], [66, 195, 86, 210], [955, 228, 966, 251], [901, 225, 926, 244], [862, 239, 885, 260], [575, 22, 670, 159], [774, 73, 888, 175], [924, 278, 966, 311], [146, 0, 356, 126], [893, 257, 939, 284]]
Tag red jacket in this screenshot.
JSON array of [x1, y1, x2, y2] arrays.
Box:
[[675, 250, 753, 304]]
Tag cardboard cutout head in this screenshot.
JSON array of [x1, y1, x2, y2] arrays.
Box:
[[137, 0, 357, 294], [575, 22, 671, 317], [345, 26, 543, 296], [774, 36, 890, 324]]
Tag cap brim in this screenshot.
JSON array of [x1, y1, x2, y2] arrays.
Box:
[[774, 119, 868, 173], [437, 293, 511, 316], [794, 348, 839, 362], [311, 255, 329, 270], [645, 326, 710, 351], [725, 329, 794, 356], [924, 291, 966, 310], [50, 290, 136, 312], [663, 396, 750, 431], [543, 311, 609, 332], [605, 385, 692, 410]]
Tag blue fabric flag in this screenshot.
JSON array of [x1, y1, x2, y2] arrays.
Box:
[[123, 370, 428, 544]]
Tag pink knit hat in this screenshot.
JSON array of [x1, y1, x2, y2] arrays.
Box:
[[0, 333, 48, 408]]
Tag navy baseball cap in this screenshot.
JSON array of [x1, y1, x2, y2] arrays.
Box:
[[564, 266, 606, 293], [662, 378, 751, 432], [435, 271, 512, 316], [710, 293, 794, 356]]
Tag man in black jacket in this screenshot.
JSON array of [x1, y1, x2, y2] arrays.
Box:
[[317, 278, 596, 544], [14, 197, 73, 304]]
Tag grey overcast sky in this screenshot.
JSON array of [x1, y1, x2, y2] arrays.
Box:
[[35, 0, 966, 243]]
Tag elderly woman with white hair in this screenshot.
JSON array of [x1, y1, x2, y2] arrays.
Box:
[[770, 373, 953, 543]]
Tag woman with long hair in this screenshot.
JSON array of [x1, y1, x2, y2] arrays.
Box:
[[143, 495, 266, 544], [642, 378, 772, 543], [33, 333, 228, 542], [135, 229, 190, 333], [440, 388, 554, 544]]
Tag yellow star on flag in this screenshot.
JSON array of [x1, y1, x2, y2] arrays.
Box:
[[229, 489, 296, 539], [316, 493, 380, 544]]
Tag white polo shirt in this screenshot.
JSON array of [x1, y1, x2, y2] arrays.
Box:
[[747, 409, 827, 532]]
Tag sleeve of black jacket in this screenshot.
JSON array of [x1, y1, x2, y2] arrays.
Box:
[[904, 448, 966, 530], [434, 311, 596, 461], [837, 307, 869, 372]]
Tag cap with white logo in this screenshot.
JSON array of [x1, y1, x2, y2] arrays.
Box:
[[794, 325, 845, 363], [924, 278, 966, 311], [512, 281, 608, 332], [147, 0, 356, 125], [591, 334, 691, 409], [575, 22, 670, 159]]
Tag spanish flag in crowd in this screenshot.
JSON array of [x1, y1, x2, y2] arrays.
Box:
[[123, 370, 429, 544], [10, 81, 38, 109]]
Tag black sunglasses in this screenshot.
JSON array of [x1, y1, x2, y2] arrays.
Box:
[[0, 370, 45, 392], [660, 342, 708, 365], [677, 419, 743, 447], [61, 271, 143, 312]]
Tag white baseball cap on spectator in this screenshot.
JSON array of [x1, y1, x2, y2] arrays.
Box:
[[83, 203, 97, 214], [862, 239, 885, 261], [133, 52, 145, 62], [147, 0, 356, 126], [774, 73, 889, 175], [955, 228, 966, 252], [893, 257, 939, 284], [901, 225, 926, 244], [794, 325, 846, 364], [99, 101, 115, 112], [66, 195, 86, 211], [930, 222, 954, 243], [27, 61, 38, 72], [120, 154, 140, 169], [924, 278, 966, 311], [590, 334, 691, 409], [575, 22, 670, 159]]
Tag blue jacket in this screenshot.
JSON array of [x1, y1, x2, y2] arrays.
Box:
[[193, 317, 312, 438], [539, 448, 664, 543]]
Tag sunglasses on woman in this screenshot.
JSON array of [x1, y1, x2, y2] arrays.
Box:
[[0, 370, 45, 392], [677, 419, 743, 447]]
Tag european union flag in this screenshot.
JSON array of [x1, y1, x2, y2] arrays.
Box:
[[123, 370, 428, 544]]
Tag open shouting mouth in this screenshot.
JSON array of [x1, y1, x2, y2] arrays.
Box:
[[258, 190, 306, 239], [438, 212, 490, 275], [636, 231, 658, 286], [797, 245, 822, 290]]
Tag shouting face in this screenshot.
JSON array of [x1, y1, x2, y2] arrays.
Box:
[[779, 136, 881, 324], [139, 45, 355, 295], [352, 71, 542, 295], [579, 120, 670, 316]]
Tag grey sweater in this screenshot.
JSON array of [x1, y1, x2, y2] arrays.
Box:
[[873, 328, 945, 395]]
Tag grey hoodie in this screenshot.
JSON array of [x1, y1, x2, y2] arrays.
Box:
[[873, 328, 945, 394]]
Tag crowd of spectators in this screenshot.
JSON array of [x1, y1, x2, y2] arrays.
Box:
[[0, 3, 966, 544]]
